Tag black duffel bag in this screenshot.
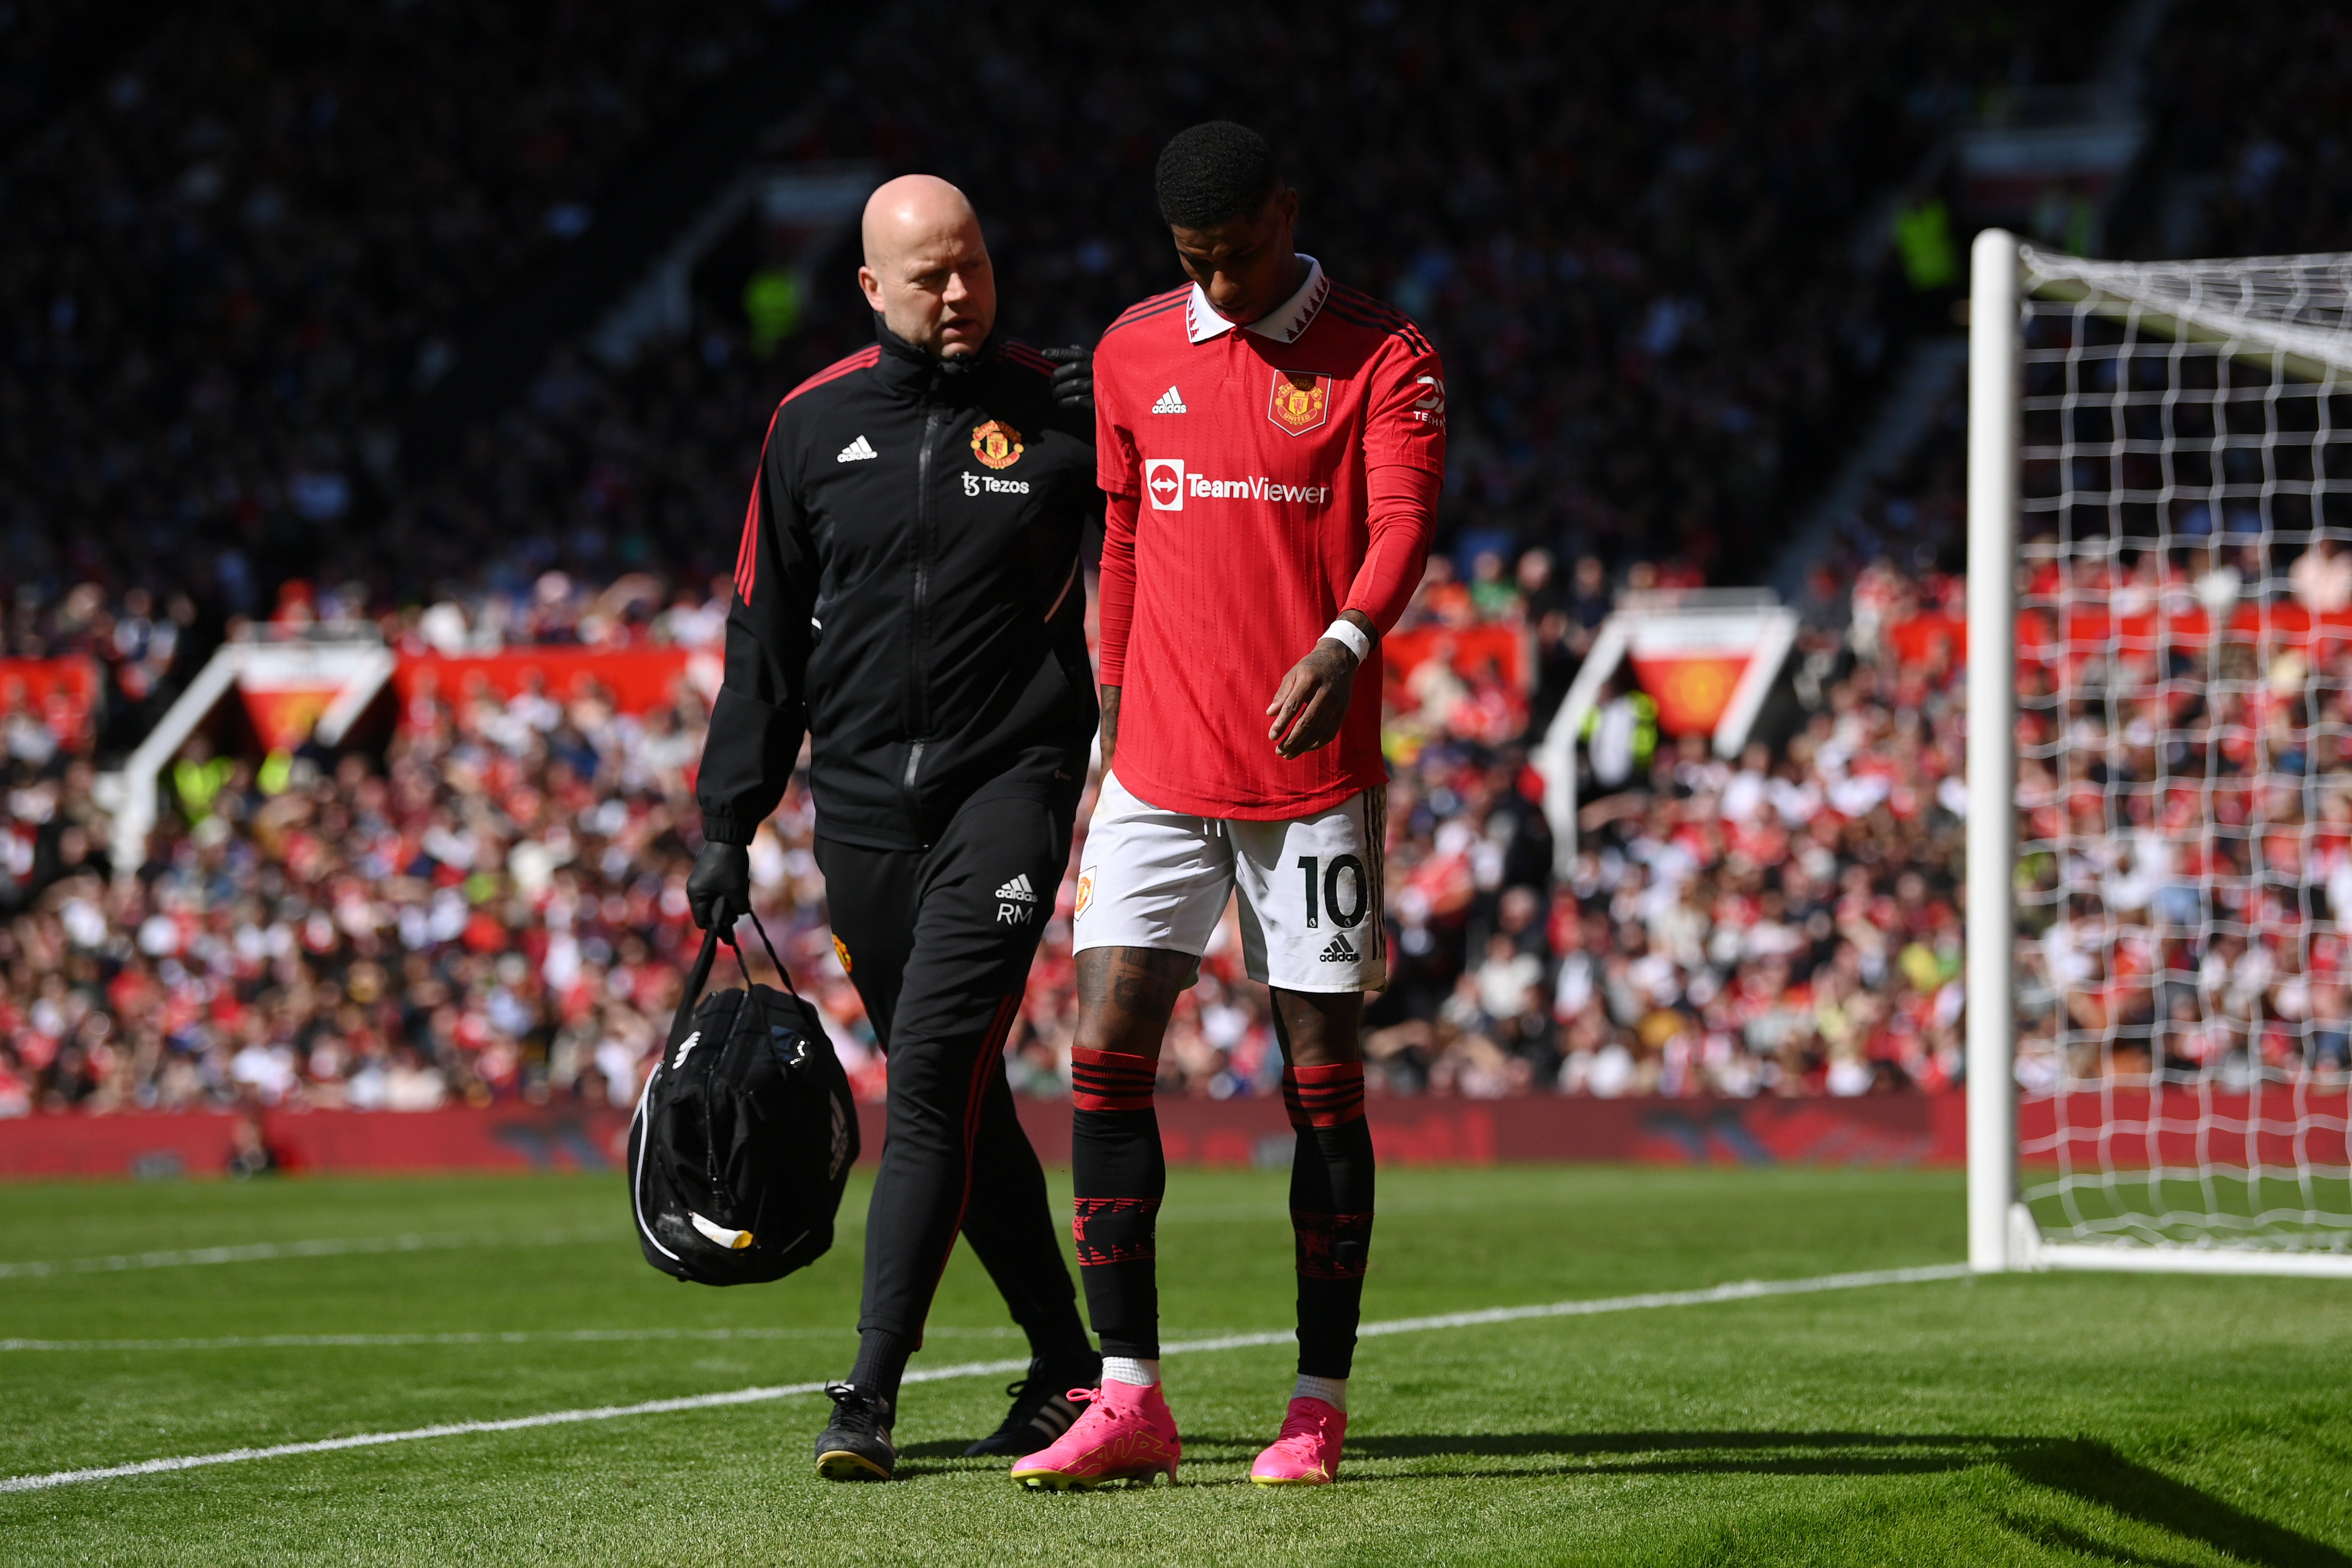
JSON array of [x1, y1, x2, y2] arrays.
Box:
[[627, 914, 859, 1285]]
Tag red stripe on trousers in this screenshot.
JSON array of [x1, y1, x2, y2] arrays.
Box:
[[915, 995, 1023, 1341]]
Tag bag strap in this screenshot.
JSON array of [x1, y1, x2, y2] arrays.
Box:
[[726, 908, 801, 999], [666, 910, 803, 1059], [667, 924, 724, 1055]]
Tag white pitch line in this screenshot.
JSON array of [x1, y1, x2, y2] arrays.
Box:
[[0, 1262, 1967, 1494], [0, 1356, 1033, 1496], [0, 1228, 615, 1280]]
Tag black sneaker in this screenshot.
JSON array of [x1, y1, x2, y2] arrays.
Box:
[[963, 1351, 1104, 1457], [815, 1383, 896, 1481]]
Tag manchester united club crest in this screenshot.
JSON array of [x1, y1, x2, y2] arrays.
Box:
[[1267, 369, 1330, 436], [970, 419, 1024, 470]]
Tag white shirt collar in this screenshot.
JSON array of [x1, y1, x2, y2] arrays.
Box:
[[1185, 254, 1329, 345]]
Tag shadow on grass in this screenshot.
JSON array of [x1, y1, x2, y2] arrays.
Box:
[[1993, 1509, 2209, 1568], [896, 1439, 988, 1458], [893, 1434, 1286, 1467], [1335, 1431, 2344, 1568]]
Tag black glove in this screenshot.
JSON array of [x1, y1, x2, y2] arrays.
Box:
[[1043, 344, 1092, 415], [686, 841, 751, 935]]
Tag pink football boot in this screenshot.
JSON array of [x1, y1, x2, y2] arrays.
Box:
[[1250, 1397, 1347, 1486], [1008, 1379, 1181, 1490]]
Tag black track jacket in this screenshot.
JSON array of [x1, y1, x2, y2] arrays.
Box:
[[696, 322, 1098, 852]]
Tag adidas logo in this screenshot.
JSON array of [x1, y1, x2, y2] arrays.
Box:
[[1318, 934, 1358, 963], [1150, 386, 1187, 414], [836, 434, 878, 463], [994, 873, 1039, 903]]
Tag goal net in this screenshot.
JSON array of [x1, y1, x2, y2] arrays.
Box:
[[1967, 234, 2352, 1276]]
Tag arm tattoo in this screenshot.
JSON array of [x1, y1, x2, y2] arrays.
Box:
[[1099, 684, 1122, 773]]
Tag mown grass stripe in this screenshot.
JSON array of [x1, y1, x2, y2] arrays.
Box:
[[0, 1263, 1967, 1493], [0, 1228, 614, 1279], [0, 1326, 1027, 1352], [1154, 1264, 1975, 1355], [0, 1205, 1308, 1282]]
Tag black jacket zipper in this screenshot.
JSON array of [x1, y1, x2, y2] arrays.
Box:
[[903, 404, 943, 840]]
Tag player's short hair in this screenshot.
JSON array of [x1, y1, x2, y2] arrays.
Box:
[[1154, 121, 1280, 230]]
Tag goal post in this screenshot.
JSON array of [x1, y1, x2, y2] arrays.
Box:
[[1967, 228, 2021, 1271], [1968, 230, 2352, 1277]]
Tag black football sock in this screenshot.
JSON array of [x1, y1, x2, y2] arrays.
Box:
[[1284, 1060, 1375, 1380], [1070, 1047, 1164, 1362], [847, 1328, 913, 1412]]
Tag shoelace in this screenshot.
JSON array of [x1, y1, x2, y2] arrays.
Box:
[[1274, 1405, 1331, 1446], [1052, 1387, 1126, 1427], [822, 1382, 888, 1435]]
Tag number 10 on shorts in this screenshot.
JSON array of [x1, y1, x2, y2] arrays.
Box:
[[1297, 854, 1369, 932]]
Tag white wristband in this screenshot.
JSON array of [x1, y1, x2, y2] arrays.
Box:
[[1321, 617, 1371, 663]]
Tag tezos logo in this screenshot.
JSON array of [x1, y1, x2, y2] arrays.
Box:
[[962, 471, 1030, 497], [1144, 457, 1186, 511]]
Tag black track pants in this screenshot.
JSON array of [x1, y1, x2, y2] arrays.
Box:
[[816, 792, 1084, 1348]]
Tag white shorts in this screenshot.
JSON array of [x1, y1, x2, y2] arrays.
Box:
[[1073, 772, 1387, 993]]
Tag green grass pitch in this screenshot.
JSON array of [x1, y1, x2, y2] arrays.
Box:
[[2, 1163, 2348, 1565]]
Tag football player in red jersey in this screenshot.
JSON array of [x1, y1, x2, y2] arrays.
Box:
[[1011, 122, 1444, 1491]]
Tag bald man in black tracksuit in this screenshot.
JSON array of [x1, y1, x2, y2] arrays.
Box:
[[687, 176, 1102, 1481]]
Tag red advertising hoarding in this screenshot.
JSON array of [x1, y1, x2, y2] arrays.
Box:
[[0, 657, 99, 749], [8, 1093, 2321, 1181]]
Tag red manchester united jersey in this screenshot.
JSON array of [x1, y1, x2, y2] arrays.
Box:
[[1094, 257, 1445, 819]]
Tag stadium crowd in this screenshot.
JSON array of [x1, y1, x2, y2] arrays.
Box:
[[2138, 1, 2352, 260], [758, 0, 2113, 587], [1, 1, 2115, 635], [2, 547, 1987, 1116], [12, 0, 2352, 1117], [0, 0, 2129, 799], [0, 0, 788, 630], [16, 533, 2345, 1116]]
